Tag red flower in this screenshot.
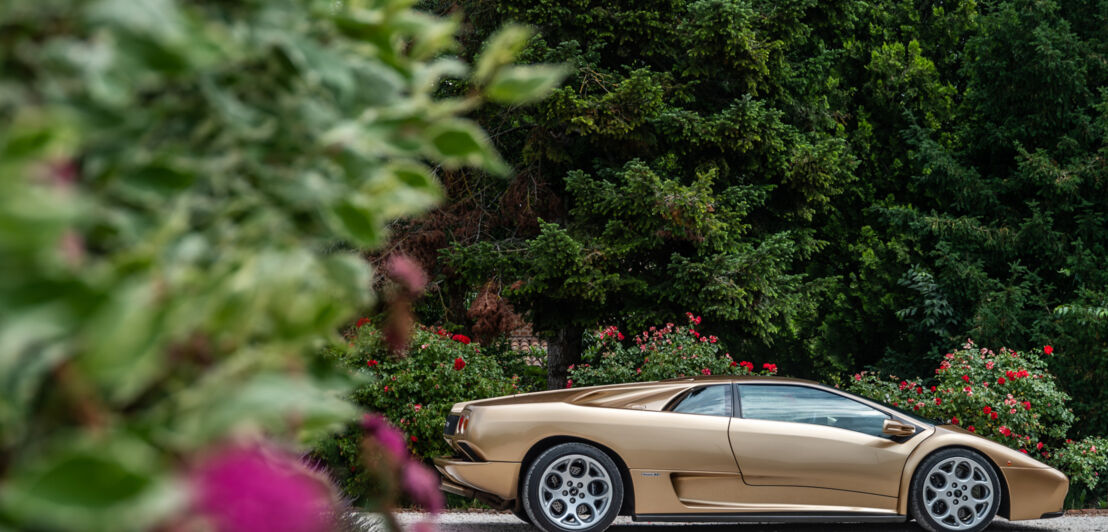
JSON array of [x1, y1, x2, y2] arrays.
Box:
[[930, 386, 937, 392], [701, 368, 711, 376], [451, 334, 471, 345], [453, 357, 466, 371], [410, 435, 418, 443], [366, 359, 379, 368], [1020, 449, 1028, 454], [1037, 442, 1044, 450], [730, 361, 738, 367], [762, 363, 777, 374], [999, 426, 1012, 437], [1023, 401, 1031, 411], [962, 374, 970, 382], [967, 425, 976, 433], [983, 406, 993, 414], [739, 361, 754, 371], [990, 411, 998, 420], [934, 397, 942, 405], [1017, 369, 1029, 378], [565, 379, 574, 388], [997, 377, 1006, 385], [356, 317, 371, 328], [1005, 370, 1016, 379], [899, 381, 909, 390], [951, 416, 960, 425], [1044, 345, 1053, 355]]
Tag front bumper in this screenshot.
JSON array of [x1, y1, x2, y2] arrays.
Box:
[[1002, 466, 1068, 521], [433, 457, 521, 502]]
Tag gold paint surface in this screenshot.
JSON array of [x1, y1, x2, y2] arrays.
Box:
[[438, 376, 1067, 521], [433, 458, 519, 500]]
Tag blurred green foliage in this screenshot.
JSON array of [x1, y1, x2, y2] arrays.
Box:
[[0, 0, 563, 529]]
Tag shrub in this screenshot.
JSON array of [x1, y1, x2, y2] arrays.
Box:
[[568, 314, 778, 387], [316, 323, 534, 502], [0, 0, 563, 528], [845, 340, 1107, 505]]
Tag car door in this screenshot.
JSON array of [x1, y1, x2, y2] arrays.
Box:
[[728, 383, 925, 497], [620, 383, 745, 513]]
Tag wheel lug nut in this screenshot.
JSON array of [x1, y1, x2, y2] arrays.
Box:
[[946, 492, 952, 496], [963, 496, 968, 501], [570, 498, 575, 503], [562, 490, 567, 496]]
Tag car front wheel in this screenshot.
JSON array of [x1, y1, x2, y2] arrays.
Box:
[[909, 448, 1001, 532], [522, 443, 623, 532]]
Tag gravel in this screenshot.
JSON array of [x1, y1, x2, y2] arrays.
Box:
[[349, 512, 1108, 532]]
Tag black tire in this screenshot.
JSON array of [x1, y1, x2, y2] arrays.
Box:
[[522, 443, 623, 532], [909, 448, 1001, 532]]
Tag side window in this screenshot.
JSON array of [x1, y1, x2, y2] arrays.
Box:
[[737, 384, 889, 437], [671, 385, 732, 417]]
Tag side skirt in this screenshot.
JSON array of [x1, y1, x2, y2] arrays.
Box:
[[632, 513, 907, 524]]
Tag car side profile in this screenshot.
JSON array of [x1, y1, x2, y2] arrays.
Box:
[[434, 375, 1067, 532]]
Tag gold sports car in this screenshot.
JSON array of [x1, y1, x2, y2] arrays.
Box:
[[435, 375, 1067, 532]]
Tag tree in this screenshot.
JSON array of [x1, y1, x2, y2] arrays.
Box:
[[424, 0, 859, 388]]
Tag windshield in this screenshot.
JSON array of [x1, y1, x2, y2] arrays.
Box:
[[863, 393, 942, 426]]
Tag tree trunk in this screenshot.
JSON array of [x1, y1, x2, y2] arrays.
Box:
[[545, 325, 583, 390]]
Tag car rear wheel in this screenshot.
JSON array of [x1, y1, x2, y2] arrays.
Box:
[[522, 443, 623, 532], [909, 448, 1000, 532]]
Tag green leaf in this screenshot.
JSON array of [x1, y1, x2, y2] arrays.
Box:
[[168, 373, 360, 446], [79, 278, 164, 405], [486, 64, 570, 104], [328, 198, 381, 247], [424, 120, 508, 175], [0, 434, 181, 532], [473, 24, 533, 84]]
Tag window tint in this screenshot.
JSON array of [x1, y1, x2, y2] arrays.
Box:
[[671, 385, 732, 417], [738, 384, 889, 437]]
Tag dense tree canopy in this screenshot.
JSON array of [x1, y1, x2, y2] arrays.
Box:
[[396, 0, 1108, 433]]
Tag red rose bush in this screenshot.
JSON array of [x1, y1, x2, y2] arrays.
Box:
[[567, 314, 778, 387], [317, 323, 521, 502], [845, 340, 1107, 499]]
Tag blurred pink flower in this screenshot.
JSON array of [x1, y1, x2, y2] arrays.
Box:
[[411, 521, 437, 532], [191, 446, 332, 532], [362, 414, 408, 462], [403, 462, 444, 513], [387, 255, 428, 295]]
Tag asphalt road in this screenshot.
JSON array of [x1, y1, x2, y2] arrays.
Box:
[[353, 512, 1108, 532]]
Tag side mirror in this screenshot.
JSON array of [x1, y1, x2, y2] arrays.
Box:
[[883, 419, 916, 437]]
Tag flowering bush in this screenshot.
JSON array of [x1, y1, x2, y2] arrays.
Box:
[[567, 314, 778, 387], [316, 323, 529, 502], [845, 341, 1107, 503]]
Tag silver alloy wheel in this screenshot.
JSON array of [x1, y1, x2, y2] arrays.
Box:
[[537, 453, 614, 530], [921, 457, 995, 530]]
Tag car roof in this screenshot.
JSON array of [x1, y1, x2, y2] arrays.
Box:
[[659, 375, 821, 386]]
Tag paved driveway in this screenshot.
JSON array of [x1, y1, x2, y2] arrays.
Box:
[[353, 512, 1107, 532]]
